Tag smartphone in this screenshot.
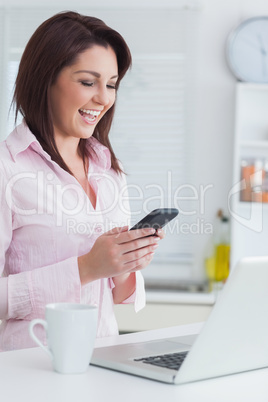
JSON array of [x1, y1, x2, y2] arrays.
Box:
[[130, 208, 179, 231]]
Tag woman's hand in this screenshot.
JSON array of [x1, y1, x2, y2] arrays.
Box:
[[78, 226, 163, 286]]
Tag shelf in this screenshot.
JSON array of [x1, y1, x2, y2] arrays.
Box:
[[232, 83, 268, 269], [235, 201, 268, 208], [237, 82, 268, 90], [240, 140, 268, 148], [145, 290, 216, 305]]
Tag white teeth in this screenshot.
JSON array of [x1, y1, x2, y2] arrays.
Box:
[[79, 109, 101, 116]]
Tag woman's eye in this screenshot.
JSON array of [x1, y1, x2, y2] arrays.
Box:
[[81, 81, 93, 87], [80, 81, 116, 89]]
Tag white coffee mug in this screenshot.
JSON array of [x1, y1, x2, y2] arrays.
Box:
[[29, 303, 98, 374]]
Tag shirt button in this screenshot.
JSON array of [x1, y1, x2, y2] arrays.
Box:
[[95, 225, 102, 233]]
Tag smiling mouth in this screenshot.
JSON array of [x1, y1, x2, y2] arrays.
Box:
[[79, 109, 101, 123]]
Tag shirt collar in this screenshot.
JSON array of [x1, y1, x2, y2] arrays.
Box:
[[6, 121, 46, 162], [87, 136, 111, 173], [6, 121, 112, 172]]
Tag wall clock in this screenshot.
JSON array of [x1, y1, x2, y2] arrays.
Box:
[[226, 16, 268, 83]]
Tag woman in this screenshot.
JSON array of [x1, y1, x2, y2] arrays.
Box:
[[0, 11, 163, 351]]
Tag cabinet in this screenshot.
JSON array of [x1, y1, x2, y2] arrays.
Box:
[[114, 291, 214, 333], [230, 83, 268, 269]]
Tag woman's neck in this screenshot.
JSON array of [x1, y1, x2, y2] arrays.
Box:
[[54, 134, 80, 163]]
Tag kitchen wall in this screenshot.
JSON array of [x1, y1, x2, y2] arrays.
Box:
[[1, 0, 267, 280], [191, 0, 268, 278]]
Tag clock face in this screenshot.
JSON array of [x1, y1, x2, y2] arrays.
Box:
[[226, 16, 268, 83]]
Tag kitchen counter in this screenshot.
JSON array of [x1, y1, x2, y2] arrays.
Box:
[[146, 289, 216, 305], [114, 289, 216, 333]]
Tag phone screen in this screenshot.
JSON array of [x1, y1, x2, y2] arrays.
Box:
[[130, 208, 179, 231]]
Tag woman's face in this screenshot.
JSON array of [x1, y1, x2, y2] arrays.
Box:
[[50, 45, 118, 143]]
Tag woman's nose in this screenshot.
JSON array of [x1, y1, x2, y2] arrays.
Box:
[[93, 86, 110, 106]]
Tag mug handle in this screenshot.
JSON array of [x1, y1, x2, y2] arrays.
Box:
[[29, 319, 53, 359]]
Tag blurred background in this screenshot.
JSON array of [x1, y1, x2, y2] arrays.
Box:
[[1, 0, 268, 331]]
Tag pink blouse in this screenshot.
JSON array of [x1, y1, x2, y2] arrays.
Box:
[[0, 122, 145, 351]]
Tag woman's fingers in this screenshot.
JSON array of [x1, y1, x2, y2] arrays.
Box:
[[113, 227, 156, 244], [82, 225, 163, 280], [124, 250, 155, 272], [121, 243, 158, 264], [155, 228, 165, 240], [105, 225, 129, 237], [106, 226, 161, 266], [121, 233, 160, 254], [103, 226, 156, 243]]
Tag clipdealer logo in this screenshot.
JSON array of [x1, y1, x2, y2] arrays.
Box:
[[228, 178, 263, 233], [5, 169, 215, 235]]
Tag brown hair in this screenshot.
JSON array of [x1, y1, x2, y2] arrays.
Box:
[[13, 11, 132, 174]]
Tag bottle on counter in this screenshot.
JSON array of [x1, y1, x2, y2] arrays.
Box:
[[214, 210, 230, 284], [205, 210, 230, 291]]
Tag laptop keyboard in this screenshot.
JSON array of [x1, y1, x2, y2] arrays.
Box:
[[134, 351, 188, 371]]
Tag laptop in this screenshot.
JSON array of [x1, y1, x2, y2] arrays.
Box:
[[91, 256, 268, 384]]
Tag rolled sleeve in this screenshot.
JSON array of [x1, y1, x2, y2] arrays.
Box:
[[121, 272, 146, 312]]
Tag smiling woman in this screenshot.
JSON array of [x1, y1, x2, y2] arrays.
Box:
[[49, 46, 118, 144], [13, 11, 130, 176], [0, 11, 165, 351]]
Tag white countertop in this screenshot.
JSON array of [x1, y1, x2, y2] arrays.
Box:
[[1, 323, 268, 402]]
